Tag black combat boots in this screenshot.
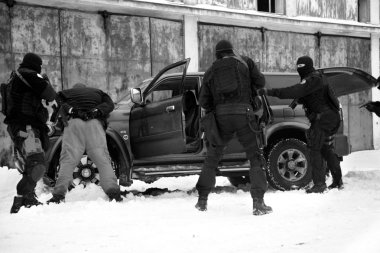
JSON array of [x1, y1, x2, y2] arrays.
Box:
[[252, 198, 273, 215], [23, 192, 43, 208], [195, 196, 208, 211], [306, 183, 327, 194], [10, 196, 24, 214], [10, 192, 42, 214], [328, 179, 344, 190]]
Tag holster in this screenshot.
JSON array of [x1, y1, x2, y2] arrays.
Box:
[[247, 110, 266, 149]]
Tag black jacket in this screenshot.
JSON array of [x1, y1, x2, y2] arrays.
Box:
[[267, 70, 332, 115], [58, 87, 114, 128], [4, 68, 56, 129]]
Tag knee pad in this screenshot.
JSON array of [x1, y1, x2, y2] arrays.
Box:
[[26, 153, 46, 181], [30, 164, 46, 181]]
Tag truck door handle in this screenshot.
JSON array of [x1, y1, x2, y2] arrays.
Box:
[[166, 105, 175, 112]]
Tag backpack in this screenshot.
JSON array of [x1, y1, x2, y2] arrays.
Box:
[[212, 56, 251, 101], [0, 71, 16, 117], [1, 70, 33, 117]]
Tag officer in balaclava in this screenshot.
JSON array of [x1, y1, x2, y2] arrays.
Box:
[[259, 56, 344, 193], [5, 52, 57, 213]]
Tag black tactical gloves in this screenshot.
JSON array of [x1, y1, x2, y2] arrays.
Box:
[[363, 101, 380, 117], [257, 88, 267, 96], [88, 108, 102, 119]]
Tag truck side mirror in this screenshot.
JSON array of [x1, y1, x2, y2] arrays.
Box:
[[130, 88, 143, 105]]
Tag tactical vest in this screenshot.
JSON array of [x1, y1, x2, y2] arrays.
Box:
[[300, 71, 333, 114], [211, 57, 252, 106], [9, 70, 48, 124]]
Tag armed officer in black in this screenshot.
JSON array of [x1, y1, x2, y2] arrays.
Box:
[[195, 40, 272, 215], [260, 56, 343, 193], [5, 53, 57, 213]]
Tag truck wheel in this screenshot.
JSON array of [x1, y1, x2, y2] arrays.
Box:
[[266, 138, 311, 190], [46, 146, 120, 187], [227, 176, 250, 187]]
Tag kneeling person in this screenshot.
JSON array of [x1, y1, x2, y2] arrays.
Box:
[[47, 83, 122, 204]]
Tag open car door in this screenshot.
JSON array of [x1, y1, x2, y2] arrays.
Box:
[[320, 67, 377, 97], [130, 59, 190, 159]]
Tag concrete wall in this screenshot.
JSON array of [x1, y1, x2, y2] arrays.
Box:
[[0, 2, 184, 166], [296, 0, 358, 21]]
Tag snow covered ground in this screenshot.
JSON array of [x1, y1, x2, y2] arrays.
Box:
[[0, 150, 380, 253]]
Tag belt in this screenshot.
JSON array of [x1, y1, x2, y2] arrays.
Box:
[[215, 103, 253, 115]]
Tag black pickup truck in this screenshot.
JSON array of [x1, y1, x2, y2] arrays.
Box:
[[45, 58, 377, 190]]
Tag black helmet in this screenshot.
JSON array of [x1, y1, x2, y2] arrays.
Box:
[[20, 52, 43, 73], [215, 40, 233, 52]]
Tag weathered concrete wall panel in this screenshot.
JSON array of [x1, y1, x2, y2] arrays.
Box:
[[198, 24, 234, 71], [0, 3, 12, 166], [297, 0, 357, 21], [150, 18, 184, 75], [196, 0, 257, 11], [198, 24, 262, 72], [0, 3, 12, 82], [108, 15, 151, 99], [265, 31, 318, 72], [1, 4, 61, 166], [234, 27, 262, 69], [346, 38, 373, 150], [10, 5, 61, 90], [60, 11, 107, 90], [320, 37, 348, 67], [346, 0, 358, 21], [320, 36, 373, 151]]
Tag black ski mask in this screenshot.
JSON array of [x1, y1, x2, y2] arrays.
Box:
[[19, 53, 43, 74], [296, 56, 315, 79]]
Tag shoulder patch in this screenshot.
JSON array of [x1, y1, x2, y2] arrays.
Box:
[[300, 79, 306, 84], [37, 73, 43, 79]]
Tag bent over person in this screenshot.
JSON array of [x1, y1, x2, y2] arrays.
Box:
[[5, 53, 57, 213], [47, 83, 122, 204], [259, 56, 343, 193], [195, 40, 272, 215]]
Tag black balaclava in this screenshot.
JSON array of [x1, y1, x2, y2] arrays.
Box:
[[296, 56, 315, 79], [19, 52, 43, 73], [215, 40, 234, 59]]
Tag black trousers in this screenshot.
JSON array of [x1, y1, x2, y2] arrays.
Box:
[[307, 110, 342, 186], [7, 124, 48, 196], [196, 114, 268, 199]]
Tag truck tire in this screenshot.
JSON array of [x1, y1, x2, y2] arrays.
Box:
[[266, 138, 311, 190]]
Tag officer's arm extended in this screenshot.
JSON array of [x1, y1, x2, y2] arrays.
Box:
[[25, 72, 57, 102], [267, 75, 322, 99]]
